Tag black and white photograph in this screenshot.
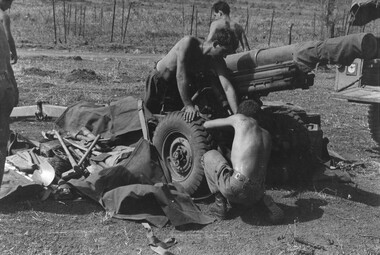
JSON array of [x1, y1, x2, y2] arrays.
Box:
[[0, 0, 379, 254]]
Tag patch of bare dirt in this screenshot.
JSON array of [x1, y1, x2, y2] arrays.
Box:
[[65, 69, 103, 83]]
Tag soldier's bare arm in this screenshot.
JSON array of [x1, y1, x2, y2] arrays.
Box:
[[1, 12, 16, 64], [212, 58, 238, 114], [206, 21, 218, 42], [176, 37, 199, 122], [204, 115, 237, 129], [235, 24, 250, 51]]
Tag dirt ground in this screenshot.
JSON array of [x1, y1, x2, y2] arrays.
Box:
[[1, 50, 380, 255]]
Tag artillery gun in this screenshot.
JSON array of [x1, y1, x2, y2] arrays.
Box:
[[150, 32, 378, 195]]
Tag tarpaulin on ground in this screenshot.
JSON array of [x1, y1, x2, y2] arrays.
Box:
[[0, 167, 45, 203], [55, 96, 149, 145], [69, 139, 214, 228], [293, 33, 378, 72], [350, 0, 380, 26]]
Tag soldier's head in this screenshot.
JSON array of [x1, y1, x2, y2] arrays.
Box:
[[208, 28, 237, 57], [237, 99, 262, 120], [0, 0, 13, 11], [213, 1, 230, 19]]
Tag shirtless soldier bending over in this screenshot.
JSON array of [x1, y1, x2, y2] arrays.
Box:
[[202, 99, 284, 223], [144, 28, 239, 122]]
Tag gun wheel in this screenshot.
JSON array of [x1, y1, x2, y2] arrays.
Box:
[[368, 103, 380, 146], [261, 105, 313, 186], [153, 111, 211, 195]]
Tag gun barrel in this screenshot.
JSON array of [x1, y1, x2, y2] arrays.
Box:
[[225, 45, 296, 72]]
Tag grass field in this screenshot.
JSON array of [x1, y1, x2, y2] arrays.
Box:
[[12, 0, 380, 53]]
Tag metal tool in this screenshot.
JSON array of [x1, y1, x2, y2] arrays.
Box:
[[54, 130, 78, 170], [56, 130, 101, 181], [29, 149, 56, 186]]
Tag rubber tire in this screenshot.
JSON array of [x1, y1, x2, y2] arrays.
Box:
[[152, 111, 211, 195], [368, 103, 380, 146], [264, 108, 310, 152], [262, 107, 313, 186]]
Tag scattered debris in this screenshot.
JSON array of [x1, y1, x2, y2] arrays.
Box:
[[294, 236, 326, 251], [71, 56, 82, 61], [142, 222, 177, 255], [65, 69, 102, 82]]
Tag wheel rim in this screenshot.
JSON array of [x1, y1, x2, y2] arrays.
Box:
[[162, 132, 193, 182]]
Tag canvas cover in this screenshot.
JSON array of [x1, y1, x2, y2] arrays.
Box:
[[293, 33, 378, 72], [55, 96, 149, 144], [69, 138, 214, 227], [226, 33, 377, 75], [350, 0, 380, 26], [1, 139, 214, 227]]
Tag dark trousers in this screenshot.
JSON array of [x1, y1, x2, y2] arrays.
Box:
[[0, 73, 16, 187]]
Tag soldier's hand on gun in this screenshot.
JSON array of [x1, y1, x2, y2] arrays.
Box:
[[182, 105, 199, 123]]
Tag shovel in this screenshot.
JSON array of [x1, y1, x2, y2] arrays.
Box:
[[29, 149, 56, 186]]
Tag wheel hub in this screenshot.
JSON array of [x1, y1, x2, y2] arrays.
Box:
[[167, 137, 192, 176]]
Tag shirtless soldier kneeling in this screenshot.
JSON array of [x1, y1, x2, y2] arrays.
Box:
[[202, 99, 284, 223]]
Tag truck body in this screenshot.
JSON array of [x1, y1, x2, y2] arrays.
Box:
[[334, 0, 380, 145]]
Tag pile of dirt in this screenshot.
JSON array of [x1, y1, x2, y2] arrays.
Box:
[[22, 67, 56, 77], [65, 69, 102, 83]]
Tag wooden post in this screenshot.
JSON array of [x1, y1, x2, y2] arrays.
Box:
[[67, 4, 72, 35], [245, 6, 249, 34], [341, 10, 346, 35], [190, 4, 195, 35], [63, 0, 67, 43], [344, 12, 352, 35], [110, 0, 116, 42], [122, 2, 133, 43], [195, 7, 198, 37], [209, 6, 213, 27], [268, 9, 275, 46], [74, 4, 77, 35], [78, 5, 82, 36], [288, 23, 294, 45], [52, 0, 57, 44], [100, 7, 103, 30], [121, 0, 125, 42], [182, 4, 185, 36], [82, 6, 86, 38], [313, 12, 316, 38], [326, 0, 337, 38]]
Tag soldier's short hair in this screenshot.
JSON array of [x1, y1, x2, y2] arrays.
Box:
[[211, 28, 238, 50], [237, 99, 262, 119], [213, 1, 230, 15]]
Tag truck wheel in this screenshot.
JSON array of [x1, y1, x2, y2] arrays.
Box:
[[153, 111, 211, 195], [368, 104, 380, 146]]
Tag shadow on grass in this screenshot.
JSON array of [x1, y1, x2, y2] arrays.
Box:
[[312, 181, 380, 207], [198, 175, 380, 227], [237, 197, 327, 226], [0, 195, 103, 215]]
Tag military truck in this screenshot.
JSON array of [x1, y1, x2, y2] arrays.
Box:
[[334, 0, 380, 145], [149, 33, 377, 196]]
